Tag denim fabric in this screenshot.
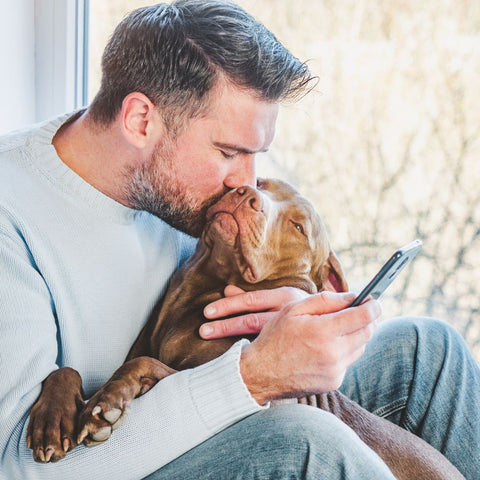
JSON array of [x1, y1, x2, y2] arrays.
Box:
[[145, 404, 395, 479], [146, 317, 479, 479], [340, 317, 480, 479]]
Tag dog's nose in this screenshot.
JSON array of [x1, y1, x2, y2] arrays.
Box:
[[236, 186, 264, 212]]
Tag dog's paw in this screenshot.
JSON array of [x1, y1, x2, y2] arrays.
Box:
[[77, 388, 131, 446], [27, 403, 80, 462], [76, 357, 175, 446], [27, 368, 83, 463], [27, 368, 84, 463]]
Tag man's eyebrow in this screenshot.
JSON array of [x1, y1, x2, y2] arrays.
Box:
[[213, 142, 268, 154]]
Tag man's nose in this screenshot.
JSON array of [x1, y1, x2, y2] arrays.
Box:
[[224, 154, 256, 189]]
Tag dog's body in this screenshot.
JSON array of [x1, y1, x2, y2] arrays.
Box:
[[28, 179, 463, 479]]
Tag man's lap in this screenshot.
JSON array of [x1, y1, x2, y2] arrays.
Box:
[[147, 317, 478, 479], [145, 403, 394, 480]]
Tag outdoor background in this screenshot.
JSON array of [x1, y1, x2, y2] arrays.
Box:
[[88, 0, 480, 360]]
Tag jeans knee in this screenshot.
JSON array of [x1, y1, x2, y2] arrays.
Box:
[[149, 404, 395, 480], [261, 403, 337, 452], [382, 316, 469, 367], [256, 404, 394, 479]]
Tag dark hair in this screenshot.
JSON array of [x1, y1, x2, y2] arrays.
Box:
[[89, 0, 316, 128]]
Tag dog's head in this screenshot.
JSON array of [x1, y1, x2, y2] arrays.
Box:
[[201, 178, 348, 294]]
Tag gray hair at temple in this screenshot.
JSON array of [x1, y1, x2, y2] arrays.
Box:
[[89, 0, 316, 130]]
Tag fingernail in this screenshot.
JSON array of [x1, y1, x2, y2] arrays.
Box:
[[200, 325, 213, 337], [204, 305, 216, 317]]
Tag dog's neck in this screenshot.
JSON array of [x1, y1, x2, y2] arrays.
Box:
[[165, 239, 319, 318], [160, 242, 229, 315]]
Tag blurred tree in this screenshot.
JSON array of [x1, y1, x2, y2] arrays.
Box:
[[88, 0, 480, 359], [238, 0, 480, 359]]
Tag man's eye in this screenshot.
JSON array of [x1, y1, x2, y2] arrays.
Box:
[[221, 150, 236, 159]]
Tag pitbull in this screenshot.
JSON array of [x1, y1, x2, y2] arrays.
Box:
[[28, 179, 464, 479]]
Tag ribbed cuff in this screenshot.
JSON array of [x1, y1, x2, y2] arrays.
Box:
[[187, 339, 268, 434]]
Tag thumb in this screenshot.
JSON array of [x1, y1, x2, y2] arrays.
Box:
[[288, 291, 356, 316]]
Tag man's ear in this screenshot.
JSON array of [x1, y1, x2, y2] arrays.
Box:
[[120, 92, 165, 149], [317, 250, 349, 293]]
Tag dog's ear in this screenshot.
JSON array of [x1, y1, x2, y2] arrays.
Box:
[[317, 250, 349, 293]]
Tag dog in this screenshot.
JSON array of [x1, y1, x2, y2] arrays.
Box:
[[28, 179, 464, 479]]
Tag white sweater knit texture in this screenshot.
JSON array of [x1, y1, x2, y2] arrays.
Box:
[[0, 114, 264, 480]]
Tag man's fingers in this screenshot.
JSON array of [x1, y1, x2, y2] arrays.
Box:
[[223, 285, 245, 297], [322, 304, 378, 373], [337, 299, 381, 336], [204, 286, 307, 319], [200, 311, 275, 339], [341, 318, 376, 352], [336, 325, 375, 372], [201, 289, 380, 345], [286, 291, 357, 317], [201, 285, 310, 339]]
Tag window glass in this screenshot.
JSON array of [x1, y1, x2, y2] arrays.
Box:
[[88, 1, 480, 360]]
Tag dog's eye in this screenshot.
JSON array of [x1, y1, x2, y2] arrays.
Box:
[[291, 221, 305, 236]]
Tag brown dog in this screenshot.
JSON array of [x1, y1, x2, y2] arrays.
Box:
[[28, 179, 464, 479]]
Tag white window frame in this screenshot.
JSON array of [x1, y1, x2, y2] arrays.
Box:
[[34, 0, 89, 121]]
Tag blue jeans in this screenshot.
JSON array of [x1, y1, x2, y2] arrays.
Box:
[[146, 318, 480, 479]]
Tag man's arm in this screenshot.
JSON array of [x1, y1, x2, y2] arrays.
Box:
[[0, 232, 265, 479]]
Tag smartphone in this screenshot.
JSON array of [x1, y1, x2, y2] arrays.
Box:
[[350, 239, 423, 307]]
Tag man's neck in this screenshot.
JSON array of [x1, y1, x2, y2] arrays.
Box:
[[52, 111, 134, 206]]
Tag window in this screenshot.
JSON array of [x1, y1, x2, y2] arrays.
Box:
[[0, 0, 89, 132], [86, 1, 480, 359], [35, 0, 89, 121]]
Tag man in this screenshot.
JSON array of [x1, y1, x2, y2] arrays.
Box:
[[0, 1, 478, 479]]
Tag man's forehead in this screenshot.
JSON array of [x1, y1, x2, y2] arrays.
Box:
[[209, 81, 278, 119]]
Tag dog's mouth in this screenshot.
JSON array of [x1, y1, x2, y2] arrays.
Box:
[[205, 211, 261, 283], [208, 212, 239, 246]]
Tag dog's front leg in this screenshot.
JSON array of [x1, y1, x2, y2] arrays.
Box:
[[77, 356, 175, 446], [27, 367, 85, 462]]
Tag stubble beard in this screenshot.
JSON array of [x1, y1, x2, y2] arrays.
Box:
[[123, 141, 227, 238]]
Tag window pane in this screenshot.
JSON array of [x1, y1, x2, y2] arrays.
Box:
[[87, 1, 480, 360]]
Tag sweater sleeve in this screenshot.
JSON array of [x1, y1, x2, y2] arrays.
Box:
[[0, 228, 266, 480]]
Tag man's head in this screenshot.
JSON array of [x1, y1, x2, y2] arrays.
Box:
[[86, 1, 316, 236], [89, 0, 314, 131]]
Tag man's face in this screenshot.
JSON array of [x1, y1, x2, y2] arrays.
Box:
[[125, 82, 279, 237]]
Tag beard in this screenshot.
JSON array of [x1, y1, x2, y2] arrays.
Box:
[[123, 141, 228, 238]]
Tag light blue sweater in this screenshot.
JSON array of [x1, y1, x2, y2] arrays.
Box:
[[0, 114, 265, 480]]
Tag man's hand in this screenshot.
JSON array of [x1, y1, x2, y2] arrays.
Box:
[[238, 291, 380, 405], [200, 285, 309, 339]]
